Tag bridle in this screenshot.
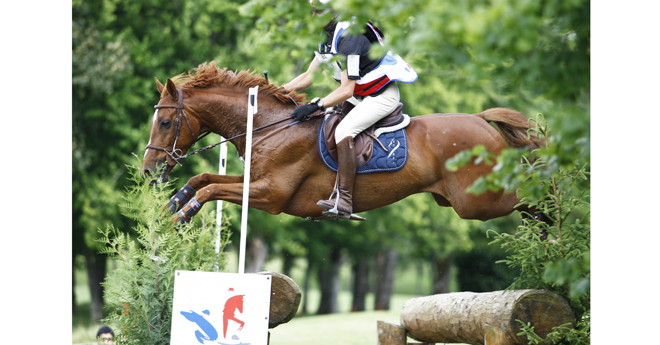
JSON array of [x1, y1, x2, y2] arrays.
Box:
[[145, 88, 207, 167], [145, 86, 323, 167]]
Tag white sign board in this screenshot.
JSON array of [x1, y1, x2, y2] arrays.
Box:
[[170, 271, 272, 345]]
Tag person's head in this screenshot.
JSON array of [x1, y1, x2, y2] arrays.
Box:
[[96, 326, 114, 344]]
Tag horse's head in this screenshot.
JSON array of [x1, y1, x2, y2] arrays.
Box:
[[142, 78, 200, 183]]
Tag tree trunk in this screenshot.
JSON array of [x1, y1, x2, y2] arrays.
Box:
[[301, 256, 312, 315], [316, 248, 343, 314], [400, 290, 575, 345], [84, 250, 107, 322], [374, 248, 397, 310], [281, 251, 295, 278], [245, 235, 268, 273], [72, 258, 77, 315], [351, 256, 370, 312], [431, 252, 453, 294]]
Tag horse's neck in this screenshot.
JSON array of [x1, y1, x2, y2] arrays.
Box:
[[198, 90, 294, 155]]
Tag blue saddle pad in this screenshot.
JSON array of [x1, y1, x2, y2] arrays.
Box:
[[318, 117, 408, 174]]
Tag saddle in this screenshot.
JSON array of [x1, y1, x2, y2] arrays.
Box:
[[323, 102, 409, 167]]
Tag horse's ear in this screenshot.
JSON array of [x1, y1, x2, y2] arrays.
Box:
[[155, 77, 165, 95], [166, 78, 179, 103]]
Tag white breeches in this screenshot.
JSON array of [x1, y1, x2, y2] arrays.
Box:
[[335, 83, 400, 143]]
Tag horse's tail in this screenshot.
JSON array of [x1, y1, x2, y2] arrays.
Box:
[[474, 107, 543, 150]]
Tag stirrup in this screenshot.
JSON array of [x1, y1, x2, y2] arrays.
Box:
[[317, 189, 346, 217], [316, 189, 365, 221]]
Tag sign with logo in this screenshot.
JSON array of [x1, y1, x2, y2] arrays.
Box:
[[170, 271, 272, 345]]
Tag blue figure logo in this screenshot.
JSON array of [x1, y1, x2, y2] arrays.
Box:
[[180, 288, 250, 344], [180, 310, 218, 344]]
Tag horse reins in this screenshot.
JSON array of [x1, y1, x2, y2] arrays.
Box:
[[145, 87, 320, 167]]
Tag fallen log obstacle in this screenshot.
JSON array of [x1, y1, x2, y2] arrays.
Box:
[[255, 271, 302, 329], [250, 271, 301, 345], [378, 290, 575, 345]]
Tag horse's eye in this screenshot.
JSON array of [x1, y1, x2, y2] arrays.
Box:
[[160, 119, 172, 128]]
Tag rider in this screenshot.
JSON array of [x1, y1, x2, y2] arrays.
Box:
[[282, 8, 417, 219]]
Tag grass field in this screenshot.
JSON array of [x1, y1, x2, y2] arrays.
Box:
[[73, 250, 456, 344], [73, 292, 466, 345], [73, 292, 418, 344]]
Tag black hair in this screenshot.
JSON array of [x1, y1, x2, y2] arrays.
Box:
[[97, 326, 114, 337]]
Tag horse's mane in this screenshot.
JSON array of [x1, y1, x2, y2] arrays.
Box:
[[171, 61, 305, 105]]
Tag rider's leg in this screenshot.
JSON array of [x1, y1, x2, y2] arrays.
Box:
[[317, 136, 357, 217], [317, 84, 400, 217], [334, 84, 400, 139]]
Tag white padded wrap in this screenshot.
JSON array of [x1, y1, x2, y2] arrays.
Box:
[[374, 114, 410, 137]]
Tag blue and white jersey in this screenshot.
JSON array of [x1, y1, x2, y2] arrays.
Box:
[[316, 21, 417, 96]]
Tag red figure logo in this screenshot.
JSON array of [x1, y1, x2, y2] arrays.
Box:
[[222, 293, 245, 339]]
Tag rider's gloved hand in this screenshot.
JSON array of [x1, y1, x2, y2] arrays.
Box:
[[291, 97, 323, 121]]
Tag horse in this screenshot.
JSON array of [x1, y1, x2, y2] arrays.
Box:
[[142, 61, 543, 224]]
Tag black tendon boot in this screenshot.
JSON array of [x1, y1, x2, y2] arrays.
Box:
[[168, 185, 196, 214], [317, 136, 357, 218]]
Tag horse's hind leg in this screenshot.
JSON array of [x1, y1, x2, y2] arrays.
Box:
[[167, 173, 245, 214]]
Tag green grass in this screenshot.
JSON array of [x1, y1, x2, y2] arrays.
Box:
[[72, 292, 424, 344], [270, 310, 401, 345], [270, 292, 465, 345], [73, 249, 458, 344]]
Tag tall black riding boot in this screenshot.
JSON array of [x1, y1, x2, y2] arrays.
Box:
[[317, 136, 357, 218]]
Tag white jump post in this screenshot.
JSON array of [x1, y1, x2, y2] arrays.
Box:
[[214, 139, 227, 271], [238, 85, 258, 274]]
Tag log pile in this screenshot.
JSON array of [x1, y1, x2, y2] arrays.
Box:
[[378, 290, 574, 345]]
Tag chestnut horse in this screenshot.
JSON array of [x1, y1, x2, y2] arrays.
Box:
[[142, 62, 542, 223]]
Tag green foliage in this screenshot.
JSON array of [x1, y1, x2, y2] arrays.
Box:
[[73, 0, 590, 327], [445, 111, 590, 343], [481, 119, 589, 343], [99, 162, 230, 344], [517, 315, 591, 345]]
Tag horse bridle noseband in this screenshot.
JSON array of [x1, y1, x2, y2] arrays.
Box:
[[145, 88, 199, 167]]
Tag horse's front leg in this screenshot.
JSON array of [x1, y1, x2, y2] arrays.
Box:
[[167, 173, 245, 214], [173, 179, 279, 224]]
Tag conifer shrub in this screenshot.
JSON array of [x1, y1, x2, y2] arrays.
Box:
[[98, 162, 231, 344], [446, 114, 590, 344]]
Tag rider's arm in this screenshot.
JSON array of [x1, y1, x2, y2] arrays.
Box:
[[282, 57, 320, 92], [320, 70, 356, 108]]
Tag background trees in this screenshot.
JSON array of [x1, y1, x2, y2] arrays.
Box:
[[72, 0, 590, 329]]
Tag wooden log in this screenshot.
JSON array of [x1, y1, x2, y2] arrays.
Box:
[[400, 290, 574, 345], [484, 324, 515, 345], [255, 271, 302, 329], [377, 320, 407, 345]]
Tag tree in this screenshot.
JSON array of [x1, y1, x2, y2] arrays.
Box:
[[72, 0, 257, 321], [73, 0, 590, 325]]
